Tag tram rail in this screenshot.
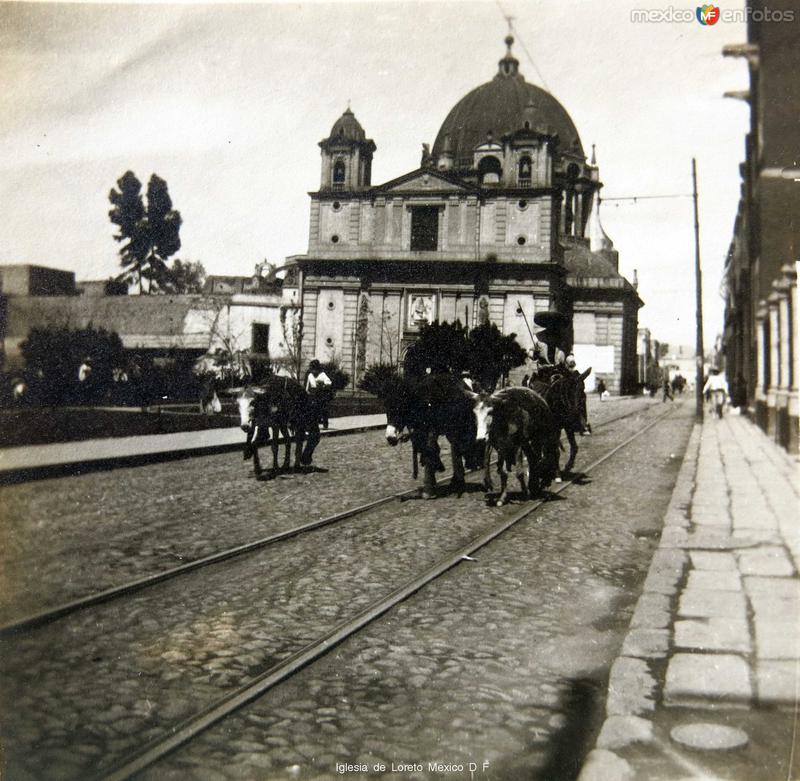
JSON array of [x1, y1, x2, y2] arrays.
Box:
[[95, 403, 677, 781], [0, 398, 666, 638]]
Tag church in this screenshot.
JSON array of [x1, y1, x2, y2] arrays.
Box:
[[286, 35, 642, 394]]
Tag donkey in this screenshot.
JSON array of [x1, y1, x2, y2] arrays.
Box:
[[473, 386, 560, 506], [237, 376, 320, 477], [381, 372, 480, 499], [528, 366, 591, 480]]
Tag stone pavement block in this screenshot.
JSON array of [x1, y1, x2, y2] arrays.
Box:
[[596, 715, 653, 750], [664, 653, 752, 706], [577, 749, 635, 781], [691, 511, 730, 528], [650, 549, 688, 572], [690, 551, 737, 571], [686, 570, 741, 592], [674, 618, 751, 653], [755, 661, 800, 706], [664, 508, 690, 529], [684, 529, 759, 550], [660, 526, 689, 548], [747, 594, 799, 620], [732, 529, 782, 545], [737, 547, 795, 577], [643, 550, 686, 594], [678, 589, 747, 620], [732, 509, 778, 531], [744, 576, 800, 599], [642, 571, 681, 595], [621, 629, 670, 659], [754, 619, 800, 660], [605, 657, 655, 716], [630, 593, 671, 629]]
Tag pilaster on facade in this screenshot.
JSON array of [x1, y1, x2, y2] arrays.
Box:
[[767, 291, 781, 436], [755, 301, 769, 402]]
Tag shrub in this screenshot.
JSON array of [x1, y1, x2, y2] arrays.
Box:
[[20, 325, 125, 404], [358, 363, 400, 398], [320, 361, 350, 392]]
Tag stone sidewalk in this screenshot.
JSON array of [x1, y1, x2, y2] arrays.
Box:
[[0, 412, 387, 481], [580, 412, 799, 781]]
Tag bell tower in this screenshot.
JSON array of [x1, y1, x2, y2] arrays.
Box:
[[319, 107, 376, 192]]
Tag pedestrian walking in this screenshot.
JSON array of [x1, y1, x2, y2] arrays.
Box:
[[662, 377, 674, 402], [702, 367, 728, 418], [596, 379, 607, 400]]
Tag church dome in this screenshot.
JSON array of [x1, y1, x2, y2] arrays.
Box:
[[328, 107, 366, 142], [432, 37, 584, 163]]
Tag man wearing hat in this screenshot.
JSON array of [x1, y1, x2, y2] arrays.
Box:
[[528, 311, 570, 380]]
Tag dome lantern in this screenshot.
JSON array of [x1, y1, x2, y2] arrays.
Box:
[[431, 35, 584, 172], [498, 34, 520, 78]]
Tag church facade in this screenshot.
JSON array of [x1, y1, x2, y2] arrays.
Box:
[[287, 36, 642, 393]]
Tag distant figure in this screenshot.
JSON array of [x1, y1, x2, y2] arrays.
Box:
[[703, 368, 727, 418], [596, 379, 607, 399], [11, 377, 28, 404], [662, 378, 674, 402], [306, 359, 333, 428], [78, 357, 93, 384], [77, 357, 95, 403]]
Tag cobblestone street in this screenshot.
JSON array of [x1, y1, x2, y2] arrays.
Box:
[[0, 397, 695, 780]]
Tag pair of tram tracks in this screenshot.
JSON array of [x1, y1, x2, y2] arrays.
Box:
[[0, 399, 663, 639], [86, 401, 678, 781]]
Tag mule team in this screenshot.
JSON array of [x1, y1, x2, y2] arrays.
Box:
[[234, 363, 591, 507]]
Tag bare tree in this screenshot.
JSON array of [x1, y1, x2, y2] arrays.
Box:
[[195, 299, 251, 386], [367, 304, 401, 367], [274, 303, 304, 379]]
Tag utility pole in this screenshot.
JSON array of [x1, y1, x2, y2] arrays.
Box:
[[692, 158, 704, 422]]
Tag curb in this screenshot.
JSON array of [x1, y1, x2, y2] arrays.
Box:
[[578, 423, 702, 780], [0, 422, 387, 485]]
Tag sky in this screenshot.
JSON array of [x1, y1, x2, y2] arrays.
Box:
[[0, 0, 752, 348]]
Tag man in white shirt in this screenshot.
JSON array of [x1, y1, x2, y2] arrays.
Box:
[[306, 359, 333, 428], [702, 368, 728, 418]]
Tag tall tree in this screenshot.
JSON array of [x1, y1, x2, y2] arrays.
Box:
[[108, 171, 182, 294]]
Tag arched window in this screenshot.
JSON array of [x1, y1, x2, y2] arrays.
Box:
[[478, 155, 502, 186], [518, 156, 532, 187], [332, 160, 346, 190]]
